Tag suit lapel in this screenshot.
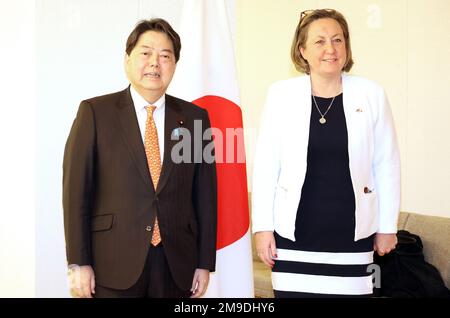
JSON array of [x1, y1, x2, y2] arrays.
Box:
[[114, 87, 153, 190], [157, 94, 183, 193]]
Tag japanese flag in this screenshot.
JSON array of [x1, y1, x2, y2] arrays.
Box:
[[168, 0, 254, 297]]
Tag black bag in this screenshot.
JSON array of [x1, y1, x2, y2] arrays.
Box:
[[373, 230, 450, 298]]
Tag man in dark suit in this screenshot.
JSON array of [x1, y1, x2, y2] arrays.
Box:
[[63, 18, 217, 298]]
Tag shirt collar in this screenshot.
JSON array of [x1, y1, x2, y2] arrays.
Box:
[[129, 85, 166, 112]]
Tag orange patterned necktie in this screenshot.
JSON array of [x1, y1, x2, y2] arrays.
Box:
[[144, 106, 161, 246]]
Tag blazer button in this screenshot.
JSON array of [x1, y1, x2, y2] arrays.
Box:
[[364, 187, 372, 194], [146, 225, 152, 232]]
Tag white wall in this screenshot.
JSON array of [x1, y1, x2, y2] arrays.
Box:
[[237, 0, 450, 218], [0, 0, 36, 298]]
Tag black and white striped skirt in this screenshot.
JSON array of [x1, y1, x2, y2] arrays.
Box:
[[272, 232, 374, 298]]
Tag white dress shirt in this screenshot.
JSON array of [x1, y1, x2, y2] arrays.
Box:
[[130, 85, 165, 163]]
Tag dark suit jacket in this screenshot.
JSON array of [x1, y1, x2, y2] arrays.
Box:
[[63, 87, 217, 290]]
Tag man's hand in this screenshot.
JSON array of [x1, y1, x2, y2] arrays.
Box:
[[254, 231, 277, 268], [68, 265, 96, 298], [374, 233, 397, 256], [190, 268, 210, 298]]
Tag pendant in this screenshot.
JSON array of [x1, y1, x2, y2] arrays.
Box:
[[319, 117, 326, 124]]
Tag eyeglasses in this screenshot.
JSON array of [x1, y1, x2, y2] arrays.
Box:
[[300, 9, 335, 22], [300, 10, 313, 20]]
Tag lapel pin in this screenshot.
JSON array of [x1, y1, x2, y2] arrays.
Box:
[[356, 108, 363, 112], [173, 119, 185, 138]]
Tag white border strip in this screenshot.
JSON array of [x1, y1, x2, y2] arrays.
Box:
[[272, 272, 373, 295], [276, 248, 373, 265]]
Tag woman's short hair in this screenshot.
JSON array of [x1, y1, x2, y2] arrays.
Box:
[[291, 9, 354, 74], [125, 18, 181, 62]]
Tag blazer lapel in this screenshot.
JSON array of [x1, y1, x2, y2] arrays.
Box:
[[114, 87, 153, 190], [284, 76, 311, 168], [156, 94, 183, 193], [342, 74, 372, 178]]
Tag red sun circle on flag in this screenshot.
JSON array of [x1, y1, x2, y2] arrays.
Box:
[[192, 95, 250, 250]]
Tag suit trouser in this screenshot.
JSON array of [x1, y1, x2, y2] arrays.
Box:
[[94, 244, 191, 298]]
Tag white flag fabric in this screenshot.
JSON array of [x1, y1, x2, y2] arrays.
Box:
[[168, 0, 254, 298]]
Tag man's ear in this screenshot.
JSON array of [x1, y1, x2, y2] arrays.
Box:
[[124, 53, 130, 71]]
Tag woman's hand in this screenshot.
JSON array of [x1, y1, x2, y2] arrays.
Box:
[[254, 231, 277, 268], [374, 233, 397, 256]]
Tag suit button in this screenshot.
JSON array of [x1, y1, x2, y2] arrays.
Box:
[[146, 225, 152, 232]]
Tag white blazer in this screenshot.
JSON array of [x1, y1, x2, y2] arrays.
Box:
[[252, 74, 400, 241]]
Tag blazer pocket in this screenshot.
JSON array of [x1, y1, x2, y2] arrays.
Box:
[[273, 183, 288, 213], [91, 214, 114, 232]]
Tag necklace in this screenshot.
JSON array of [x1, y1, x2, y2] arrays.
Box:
[[312, 94, 335, 124]]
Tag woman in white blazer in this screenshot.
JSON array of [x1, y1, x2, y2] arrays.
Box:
[[252, 9, 400, 297]]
